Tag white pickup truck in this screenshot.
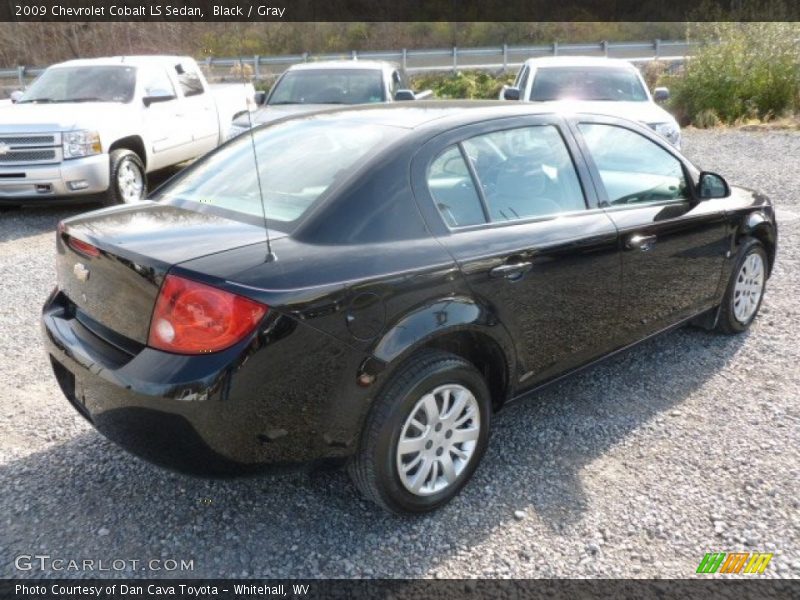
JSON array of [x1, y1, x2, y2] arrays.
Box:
[[0, 56, 256, 207]]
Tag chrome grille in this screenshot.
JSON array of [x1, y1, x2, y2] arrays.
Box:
[[0, 150, 57, 163], [0, 135, 55, 146], [0, 131, 61, 165]]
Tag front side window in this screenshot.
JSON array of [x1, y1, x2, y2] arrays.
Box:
[[529, 66, 648, 102], [578, 123, 689, 206], [515, 66, 530, 95], [462, 125, 586, 222], [141, 68, 176, 99], [155, 117, 402, 230]]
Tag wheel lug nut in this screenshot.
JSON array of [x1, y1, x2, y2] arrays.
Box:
[[436, 447, 444, 456], [445, 430, 453, 439], [425, 440, 433, 450], [434, 423, 443, 432]]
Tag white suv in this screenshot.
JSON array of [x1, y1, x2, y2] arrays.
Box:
[[501, 56, 681, 148]]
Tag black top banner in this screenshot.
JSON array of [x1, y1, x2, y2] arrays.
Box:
[[1, 0, 799, 22]]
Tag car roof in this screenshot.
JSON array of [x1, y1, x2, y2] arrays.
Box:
[[286, 60, 396, 72], [284, 100, 643, 132], [52, 55, 194, 68], [523, 56, 638, 69]]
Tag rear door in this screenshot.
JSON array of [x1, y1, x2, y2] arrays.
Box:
[[173, 61, 219, 156], [572, 116, 728, 345], [412, 116, 622, 390]]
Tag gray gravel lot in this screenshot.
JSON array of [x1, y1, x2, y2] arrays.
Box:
[[0, 129, 798, 579]]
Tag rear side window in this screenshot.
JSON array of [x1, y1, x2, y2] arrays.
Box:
[[175, 63, 204, 97], [463, 125, 586, 222], [578, 123, 688, 205], [428, 147, 486, 228]]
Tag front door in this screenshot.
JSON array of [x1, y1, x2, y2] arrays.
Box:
[[575, 120, 729, 345]]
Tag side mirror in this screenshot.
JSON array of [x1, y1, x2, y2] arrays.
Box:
[[394, 89, 416, 101], [143, 90, 176, 107], [697, 171, 730, 199], [10, 90, 23, 103], [653, 87, 670, 102], [502, 86, 521, 101], [254, 91, 267, 105]]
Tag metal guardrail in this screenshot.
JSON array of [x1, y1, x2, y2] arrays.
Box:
[[0, 39, 695, 91]]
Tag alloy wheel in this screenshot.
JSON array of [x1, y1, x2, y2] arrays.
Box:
[[396, 383, 481, 496]]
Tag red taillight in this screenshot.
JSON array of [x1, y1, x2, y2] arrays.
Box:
[[67, 236, 100, 258], [148, 274, 268, 355]]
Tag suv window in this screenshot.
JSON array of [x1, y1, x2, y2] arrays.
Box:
[[463, 125, 586, 222], [175, 63, 204, 97], [428, 146, 486, 228], [578, 123, 688, 205]]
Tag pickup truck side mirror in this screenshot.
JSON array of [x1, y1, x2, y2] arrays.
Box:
[[394, 89, 416, 101], [143, 89, 176, 107], [653, 87, 670, 102], [502, 86, 521, 101], [10, 90, 23, 103], [697, 171, 730, 199], [254, 91, 267, 106]]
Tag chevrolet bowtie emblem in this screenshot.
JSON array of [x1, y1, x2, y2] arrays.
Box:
[[73, 263, 90, 283], [0, 142, 10, 156]]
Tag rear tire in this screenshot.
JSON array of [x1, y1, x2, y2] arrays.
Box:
[[715, 238, 768, 334], [349, 350, 491, 514], [104, 149, 146, 206]]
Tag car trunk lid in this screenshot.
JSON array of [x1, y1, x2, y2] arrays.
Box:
[[56, 201, 283, 344]]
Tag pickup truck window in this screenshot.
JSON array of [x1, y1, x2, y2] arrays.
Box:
[[529, 66, 648, 102], [269, 69, 385, 105], [142, 68, 176, 99], [18, 66, 136, 104], [155, 118, 402, 230], [176, 64, 205, 97]]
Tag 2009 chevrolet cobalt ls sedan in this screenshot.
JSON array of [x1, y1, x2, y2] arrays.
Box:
[[42, 102, 777, 514]]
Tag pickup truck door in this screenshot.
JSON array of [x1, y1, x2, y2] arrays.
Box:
[[172, 62, 219, 157], [140, 66, 192, 171]]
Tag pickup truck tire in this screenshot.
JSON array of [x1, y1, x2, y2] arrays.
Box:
[[105, 149, 146, 206]]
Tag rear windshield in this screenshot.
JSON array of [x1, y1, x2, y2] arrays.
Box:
[[19, 66, 137, 104], [530, 66, 648, 102], [155, 117, 402, 230], [269, 69, 385, 105]]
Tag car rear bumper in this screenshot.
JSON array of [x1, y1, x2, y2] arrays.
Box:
[[41, 289, 370, 475], [0, 154, 109, 203]]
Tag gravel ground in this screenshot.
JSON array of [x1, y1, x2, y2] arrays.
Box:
[[0, 129, 798, 579]]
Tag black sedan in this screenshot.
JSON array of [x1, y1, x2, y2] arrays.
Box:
[[42, 102, 777, 514]]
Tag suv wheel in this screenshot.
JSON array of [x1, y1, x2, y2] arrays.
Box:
[[349, 350, 491, 514]]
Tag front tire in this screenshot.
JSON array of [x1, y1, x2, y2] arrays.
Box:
[[715, 238, 768, 334], [105, 149, 146, 206], [349, 350, 491, 514]]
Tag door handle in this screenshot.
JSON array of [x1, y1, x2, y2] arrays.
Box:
[[489, 262, 533, 280], [626, 234, 657, 251]]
